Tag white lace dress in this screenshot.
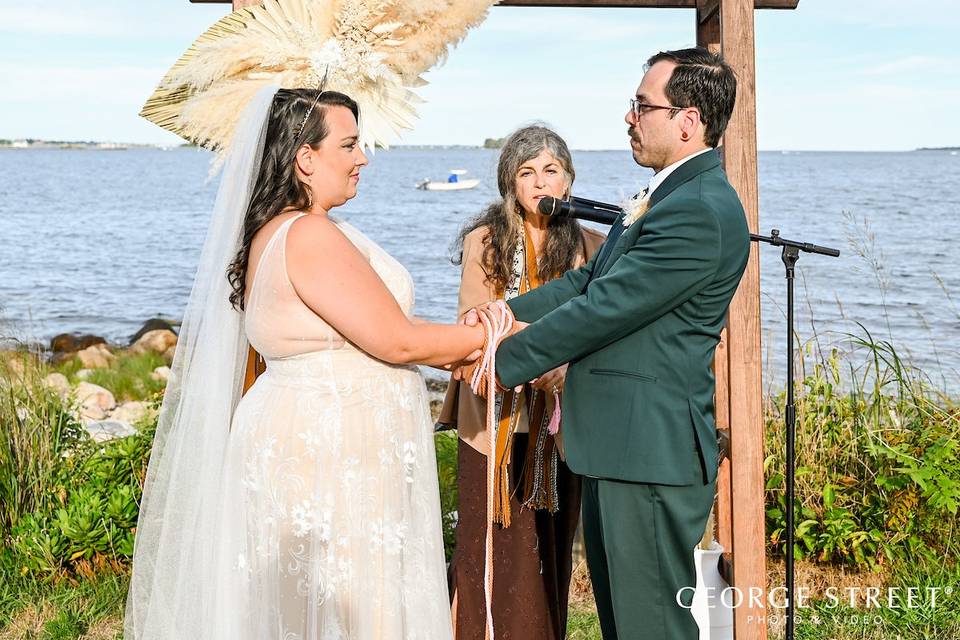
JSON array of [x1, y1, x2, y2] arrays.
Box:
[[206, 213, 452, 639]]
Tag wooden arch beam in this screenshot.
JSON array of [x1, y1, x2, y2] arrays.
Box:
[[204, 0, 798, 6]]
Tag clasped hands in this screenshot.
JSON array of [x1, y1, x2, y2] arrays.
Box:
[[448, 302, 567, 398], [446, 302, 525, 391]]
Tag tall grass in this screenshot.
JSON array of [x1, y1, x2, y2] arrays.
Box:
[[0, 568, 128, 640], [785, 550, 960, 640], [0, 351, 84, 539]]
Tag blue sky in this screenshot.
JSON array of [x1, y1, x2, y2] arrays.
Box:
[[1, 0, 958, 150]]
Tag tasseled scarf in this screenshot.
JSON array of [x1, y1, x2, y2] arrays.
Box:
[[490, 228, 563, 527]]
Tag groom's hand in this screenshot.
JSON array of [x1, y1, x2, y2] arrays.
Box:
[[459, 301, 499, 329], [456, 359, 480, 388], [510, 320, 529, 335], [461, 303, 527, 335]]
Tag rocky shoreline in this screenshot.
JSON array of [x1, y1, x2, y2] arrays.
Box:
[[4, 317, 452, 444], [13, 319, 181, 443]]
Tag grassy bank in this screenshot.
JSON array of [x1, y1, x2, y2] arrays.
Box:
[[1, 326, 958, 639], [0, 568, 603, 640], [3, 552, 958, 640]]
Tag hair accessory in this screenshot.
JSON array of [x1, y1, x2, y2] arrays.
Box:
[[294, 68, 330, 142]]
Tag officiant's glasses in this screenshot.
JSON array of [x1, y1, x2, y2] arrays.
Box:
[[630, 98, 683, 118]]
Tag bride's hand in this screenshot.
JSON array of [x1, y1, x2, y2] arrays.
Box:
[[443, 348, 482, 373], [451, 304, 486, 380], [532, 363, 567, 394]]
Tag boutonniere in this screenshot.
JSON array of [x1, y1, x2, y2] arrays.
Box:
[[621, 191, 651, 228]]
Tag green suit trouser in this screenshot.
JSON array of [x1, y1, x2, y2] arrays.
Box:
[[581, 476, 716, 640]]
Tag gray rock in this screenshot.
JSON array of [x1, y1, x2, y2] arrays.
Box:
[[424, 377, 449, 395], [151, 366, 171, 382], [73, 382, 116, 422], [110, 401, 155, 426], [42, 372, 70, 396], [85, 420, 138, 443]]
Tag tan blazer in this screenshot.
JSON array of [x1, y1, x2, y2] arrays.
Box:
[[439, 224, 607, 454]]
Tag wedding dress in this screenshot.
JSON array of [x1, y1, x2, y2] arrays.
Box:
[[124, 86, 451, 640], [207, 212, 452, 639]]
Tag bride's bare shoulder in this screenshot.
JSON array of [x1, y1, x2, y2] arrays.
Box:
[[287, 213, 362, 267], [247, 212, 301, 261], [287, 212, 340, 246], [251, 211, 304, 244]]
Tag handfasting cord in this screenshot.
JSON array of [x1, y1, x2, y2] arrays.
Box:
[[467, 301, 515, 640], [548, 392, 562, 435]]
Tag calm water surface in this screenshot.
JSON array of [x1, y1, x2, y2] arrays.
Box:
[[1, 147, 957, 389]]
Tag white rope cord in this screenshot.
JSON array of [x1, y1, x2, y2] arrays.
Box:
[[467, 301, 514, 640]]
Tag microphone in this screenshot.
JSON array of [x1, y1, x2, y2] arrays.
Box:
[[537, 196, 622, 225]]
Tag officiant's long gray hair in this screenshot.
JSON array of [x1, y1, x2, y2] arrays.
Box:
[[454, 125, 585, 293], [227, 88, 359, 311]]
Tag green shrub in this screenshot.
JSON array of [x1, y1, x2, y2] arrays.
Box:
[[434, 431, 459, 561], [765, 331, 960, 569], [13, 413, 155, 579], [1, 349, 158, 582]]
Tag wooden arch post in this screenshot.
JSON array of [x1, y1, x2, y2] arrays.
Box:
[[695, 1, 768, 638], [195, 1, 800, 637]]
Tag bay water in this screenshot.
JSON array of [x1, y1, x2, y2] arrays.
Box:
[[1, 147, 957, 390]]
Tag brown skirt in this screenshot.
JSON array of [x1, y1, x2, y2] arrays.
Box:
[[449, 434, 582, 640]]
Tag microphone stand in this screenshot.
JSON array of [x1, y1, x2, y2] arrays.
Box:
[[749, 229, 839, 640]]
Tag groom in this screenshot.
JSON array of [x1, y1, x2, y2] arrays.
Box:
[[470, 48, 749, 639]]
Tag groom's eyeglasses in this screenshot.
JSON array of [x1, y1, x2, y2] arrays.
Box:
[[630, 98, 683, 118]]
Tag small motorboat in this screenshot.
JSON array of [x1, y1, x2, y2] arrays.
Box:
[[416, 169, 480, 191]]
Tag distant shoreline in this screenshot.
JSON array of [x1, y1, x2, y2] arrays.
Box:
[[0, 140, 168, 150], [2, 139, 958, 153]]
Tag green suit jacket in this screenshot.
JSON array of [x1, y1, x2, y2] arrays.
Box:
[[496, 149, 749, 486]]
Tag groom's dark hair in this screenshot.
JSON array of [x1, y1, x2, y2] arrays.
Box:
[[646, 48, 737, 148]]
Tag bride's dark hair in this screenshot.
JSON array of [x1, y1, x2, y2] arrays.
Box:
[[227, 88, 360, 311]]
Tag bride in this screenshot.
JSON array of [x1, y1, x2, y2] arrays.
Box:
[[124, 86, 485, 639]]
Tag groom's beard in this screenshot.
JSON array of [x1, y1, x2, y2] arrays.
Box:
[[627, 129, 652, 169]]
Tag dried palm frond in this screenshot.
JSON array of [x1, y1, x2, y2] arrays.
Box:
[[142, 0, 495, 156]]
